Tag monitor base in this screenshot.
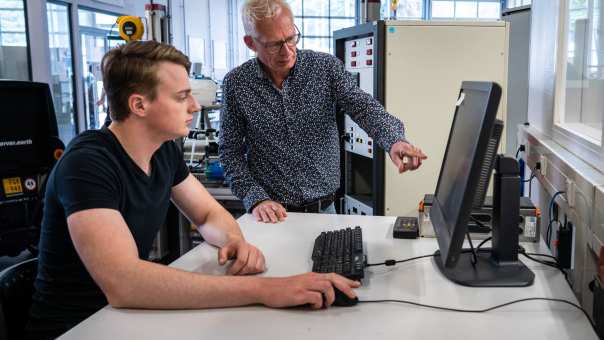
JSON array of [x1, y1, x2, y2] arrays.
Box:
[[434, 249, 535, 287]]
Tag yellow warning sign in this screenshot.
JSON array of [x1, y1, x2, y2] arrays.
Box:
[[2, 177, 23, 196]]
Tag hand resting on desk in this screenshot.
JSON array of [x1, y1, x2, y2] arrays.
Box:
[[199, 224, 267, 275], [218, 237, 267, 275], [252, 200, 288, 223]]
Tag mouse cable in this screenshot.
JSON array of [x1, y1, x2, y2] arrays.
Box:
[[358, 297, 597, 336]]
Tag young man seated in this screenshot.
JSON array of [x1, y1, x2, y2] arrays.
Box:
[[26, 41, 359, 340]]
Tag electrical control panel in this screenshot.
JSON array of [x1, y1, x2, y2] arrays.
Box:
[[344, 195, 373, 216], [343, 36, 375, 158], [344, 115, 373, 158], [335, 21, 509, 217]]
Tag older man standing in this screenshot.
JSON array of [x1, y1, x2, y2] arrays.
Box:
[[219, 0, 427, 223]]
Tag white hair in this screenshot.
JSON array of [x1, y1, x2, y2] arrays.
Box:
[[242, 0, 293, 37]]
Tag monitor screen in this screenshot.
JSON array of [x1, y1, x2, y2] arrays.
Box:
[[431, 81, 501, 268], [430, 81, 534, 287], [0, 81, 58, 174]]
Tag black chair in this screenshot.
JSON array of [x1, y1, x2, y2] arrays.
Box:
[[0, 81, 64, 257], [0, 257, 37, 340]]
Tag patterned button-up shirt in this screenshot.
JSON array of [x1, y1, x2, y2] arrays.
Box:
[[219, 49, 406, 211]]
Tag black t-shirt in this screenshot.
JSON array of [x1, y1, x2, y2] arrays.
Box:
[[26, 127, 189, 339]]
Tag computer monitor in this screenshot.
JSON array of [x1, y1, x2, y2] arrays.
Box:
[[430, 81, 534, 287], [0, 80, 64, 256], [0, 81, 60, 175]]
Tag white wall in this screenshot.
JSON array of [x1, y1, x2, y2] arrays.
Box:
[[183, 0, 211, 76], [170, 0, 186, 52], [526, 0, 560, 134], [178, 0, 251, 79], [73, 0, 161, 17], [209, 0, 229, 79]]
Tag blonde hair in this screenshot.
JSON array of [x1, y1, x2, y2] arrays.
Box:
[[242, 0, 293, 37], [101, 40, 191, 121]]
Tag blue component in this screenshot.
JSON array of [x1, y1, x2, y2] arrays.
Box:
[[205, 160, 225, 181], [518, 157, 525, 195]]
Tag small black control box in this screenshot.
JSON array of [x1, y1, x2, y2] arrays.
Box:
[[393, 216, 419, 239]]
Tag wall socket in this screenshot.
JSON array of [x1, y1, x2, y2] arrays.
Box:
[[540, 155, 548, 176], [566, 178, 576, 208]]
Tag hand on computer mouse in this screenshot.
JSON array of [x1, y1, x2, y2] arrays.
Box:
[[333, 287, 359, 306], [259, 272, 360, 309]]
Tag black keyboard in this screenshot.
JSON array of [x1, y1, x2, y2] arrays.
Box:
[[311, 226, 365, 281]]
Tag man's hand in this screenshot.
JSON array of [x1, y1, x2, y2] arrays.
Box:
[[252, 200, 287, 223], [218, 238, 266, 275], [389, 141, 427, 173], [259, 273, 361, 309]]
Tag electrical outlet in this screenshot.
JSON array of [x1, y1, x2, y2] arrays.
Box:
[[566, 178, 575, 208], [539, 155, 548, 176]]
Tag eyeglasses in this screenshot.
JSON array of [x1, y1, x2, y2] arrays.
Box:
[[253, 26, 301, 55]]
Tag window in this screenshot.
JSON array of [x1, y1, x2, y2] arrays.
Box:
[[381, 0, 424, 19], [506, 0, 531, 9], [78, 8, 120, 130], [432, 0, 501, 20], [288, 0, 356, 54], [232, 0, 252, 73], [379, 0, 501, 20], [48, 1, 77, 144], [555, 0, 603, 146], [0, 0, 29, 80]]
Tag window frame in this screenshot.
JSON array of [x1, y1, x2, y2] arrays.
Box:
[[381, 0, 505, 21], [0, 0, 32, 80], [430, 0, 502, 20], [47, 0, 78, 144], [293, 0, 357, 54], [76, 5, 123, 131], [505, 0, 532, 9], [553, 0, 604, 170]]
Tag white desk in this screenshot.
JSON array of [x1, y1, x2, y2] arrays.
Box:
[[58, 213, 598, 340]]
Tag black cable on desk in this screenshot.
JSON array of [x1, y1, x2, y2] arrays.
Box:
[[522, 252, 559, 268], [466, 231, 478, 266], [520, 251, 570, 284], [365, 254, 434, 267], [469, 215, 491, 232], [524, 252, 557, 262], [475, 236, 492, 252], [362, 249, 596, 336], [357, 298, 597, 336]]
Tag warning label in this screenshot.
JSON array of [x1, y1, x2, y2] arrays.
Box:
[[24, 178, 36, 191]]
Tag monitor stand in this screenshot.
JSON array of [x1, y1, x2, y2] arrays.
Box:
[[434, 156, 535, 287]]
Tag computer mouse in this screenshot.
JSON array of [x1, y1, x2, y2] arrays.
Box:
[[332, 287, 359, 307]]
